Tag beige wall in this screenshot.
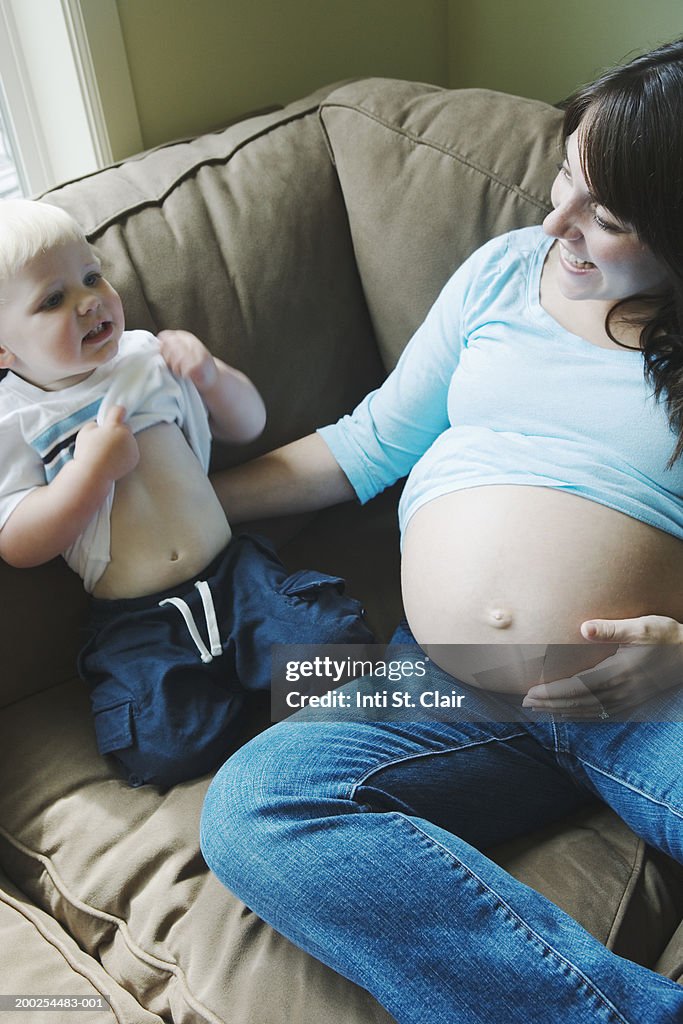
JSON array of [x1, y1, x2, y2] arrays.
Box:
[[101, 1, 683, 155], [114, 0, 449, 149], [447, 0, 683, 104]]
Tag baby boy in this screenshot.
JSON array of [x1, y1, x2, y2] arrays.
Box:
[[0, 200, 372, 787]]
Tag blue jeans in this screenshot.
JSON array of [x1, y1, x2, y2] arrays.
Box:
[[200, 624, 683, 1024]]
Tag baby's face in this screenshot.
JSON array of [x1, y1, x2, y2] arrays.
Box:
[[0, 239, 124, 390]]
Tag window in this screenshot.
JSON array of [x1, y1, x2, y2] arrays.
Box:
[[0, 0, 54, 194], [0, 0, 141, 196], [0, 88, 25, 198]]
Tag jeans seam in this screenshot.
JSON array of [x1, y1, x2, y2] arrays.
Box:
[[572, 757, 683, 822], [347, 731, 528, 799], [401, 813, 635, 1024], [550, 717, 566, 753]]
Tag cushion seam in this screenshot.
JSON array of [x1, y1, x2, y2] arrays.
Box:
[[1, 673, 82, 712], [0, 825, 222, 1024], [320, 99, 552, 212], [55, 103, 326, 242], [604, 834, 646, 951], [0, 886, 129, 1023]]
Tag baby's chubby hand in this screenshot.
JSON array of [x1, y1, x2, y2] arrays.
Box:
[[157, 329, 218, 394], [158, 328, 265, 443], [74, 405, 140, 482]]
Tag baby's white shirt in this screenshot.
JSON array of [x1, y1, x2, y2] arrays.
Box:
[[0, 330, 211, 591]]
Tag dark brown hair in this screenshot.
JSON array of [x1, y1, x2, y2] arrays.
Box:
[[562, 38, 683, 464]]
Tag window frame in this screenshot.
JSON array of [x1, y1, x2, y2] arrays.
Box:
[[0, 0, 141, 195], [0, 0, 53, 193]]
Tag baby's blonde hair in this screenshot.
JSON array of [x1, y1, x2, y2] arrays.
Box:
[[0, 199, 88, 286]]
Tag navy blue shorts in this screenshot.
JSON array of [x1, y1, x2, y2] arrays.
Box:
[[78, 533, 374, 788]]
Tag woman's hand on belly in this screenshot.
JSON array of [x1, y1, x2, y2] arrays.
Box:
[[522, 614, 683, 718]]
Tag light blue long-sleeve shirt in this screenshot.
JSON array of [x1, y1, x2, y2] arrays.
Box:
[[319, 226, 683, 545]]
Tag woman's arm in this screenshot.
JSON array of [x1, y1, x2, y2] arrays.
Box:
[[209, 272, 466, 522], [158, 330, 354, 522], [211, 240, 499, 521], [312, 238, 505, 506], [211, 432, 356, 523]]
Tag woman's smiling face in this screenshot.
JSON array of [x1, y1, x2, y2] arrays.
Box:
[[542, 128, 670, 304]]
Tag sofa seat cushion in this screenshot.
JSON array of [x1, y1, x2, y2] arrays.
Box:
[[1, 670, 682, 1024], [0, 869, 163, 1023], [656, 919, 683, 983], [0, 678, 395, 1024], [490, 809, 683, 969], [319, 81, 563, 370]]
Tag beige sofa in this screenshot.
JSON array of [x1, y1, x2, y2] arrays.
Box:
[[1, 79, 682, 1024]]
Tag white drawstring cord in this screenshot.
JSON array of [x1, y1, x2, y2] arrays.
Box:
[[195, 580, 222, 658], [159, 580, 223, 663]]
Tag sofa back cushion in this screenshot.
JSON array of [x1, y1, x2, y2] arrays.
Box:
[[319, 80, 563, 369], [41, 84, 384, 469], [0, 84, 384, 707]]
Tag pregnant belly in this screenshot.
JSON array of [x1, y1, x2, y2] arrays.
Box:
[[401, 485, 683, 693]]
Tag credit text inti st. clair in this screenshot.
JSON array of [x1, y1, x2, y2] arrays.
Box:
[[283, 656, 466, 710]]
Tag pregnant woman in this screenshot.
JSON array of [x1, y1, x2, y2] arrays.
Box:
[[202, 39, 683, 1024]]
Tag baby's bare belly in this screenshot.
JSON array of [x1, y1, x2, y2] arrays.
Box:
[[92, 423, 231, 600], [401, 486, 683, 693]]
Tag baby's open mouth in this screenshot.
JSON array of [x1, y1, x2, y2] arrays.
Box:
[[82, 321, 111, 343]]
